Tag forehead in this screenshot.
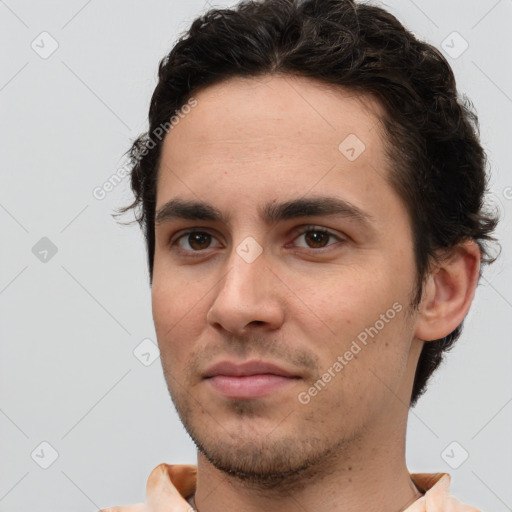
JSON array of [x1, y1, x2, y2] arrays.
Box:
[[156, 73, 392, 212]]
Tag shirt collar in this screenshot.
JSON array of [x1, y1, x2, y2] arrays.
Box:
[[144, 464, 478, 512]]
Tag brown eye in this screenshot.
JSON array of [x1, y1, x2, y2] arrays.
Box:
[[304, 230, 330, 248], [293, 226, 344, 250], [174, 231, 221, 252], [188, 232, 211, 250]]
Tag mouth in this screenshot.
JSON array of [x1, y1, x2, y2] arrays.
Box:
[[203, 360, 301, 399]]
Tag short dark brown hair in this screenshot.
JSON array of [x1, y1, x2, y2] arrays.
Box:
[[119, 0, 499, 407]]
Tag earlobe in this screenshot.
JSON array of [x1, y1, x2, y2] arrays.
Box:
[[414, 240, 481, 342]]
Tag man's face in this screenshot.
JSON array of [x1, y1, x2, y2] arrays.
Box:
[[152, 74, 423, 482]]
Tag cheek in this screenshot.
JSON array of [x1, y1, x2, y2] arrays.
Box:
[[298, 312, 411, 429], [299, 264, 396, 334], [151, 274, 207, 367], [151, 260, 202, 325], [298, 264, 412, 380]]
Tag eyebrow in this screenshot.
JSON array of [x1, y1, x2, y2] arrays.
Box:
[[155, 196, 374, 229]]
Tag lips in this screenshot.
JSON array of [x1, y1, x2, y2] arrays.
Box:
[[203, 360, 299, 378], [203, 360, 300, 399]]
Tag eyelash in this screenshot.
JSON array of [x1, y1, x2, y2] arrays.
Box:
[[169, 225, 345, 255]]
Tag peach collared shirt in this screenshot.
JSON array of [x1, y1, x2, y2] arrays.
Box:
[[100, 463, 482, 512]]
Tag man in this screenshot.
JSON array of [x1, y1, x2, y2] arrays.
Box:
[[103, 0, 498, 510]]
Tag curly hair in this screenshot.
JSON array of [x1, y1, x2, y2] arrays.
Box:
[[119, 0, 499, 407]]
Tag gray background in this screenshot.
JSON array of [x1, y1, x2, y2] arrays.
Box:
[[0, 0, 511, 511]]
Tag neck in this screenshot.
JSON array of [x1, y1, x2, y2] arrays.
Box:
[[192, 411, 421, 512]]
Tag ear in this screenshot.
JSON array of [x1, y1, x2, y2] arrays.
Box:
[[414, 240, 481, 342]]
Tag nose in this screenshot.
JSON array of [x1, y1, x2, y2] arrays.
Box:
[[206, 245, 285, 336]]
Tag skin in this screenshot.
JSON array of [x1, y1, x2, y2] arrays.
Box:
[[151, 74, 481, 512]]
